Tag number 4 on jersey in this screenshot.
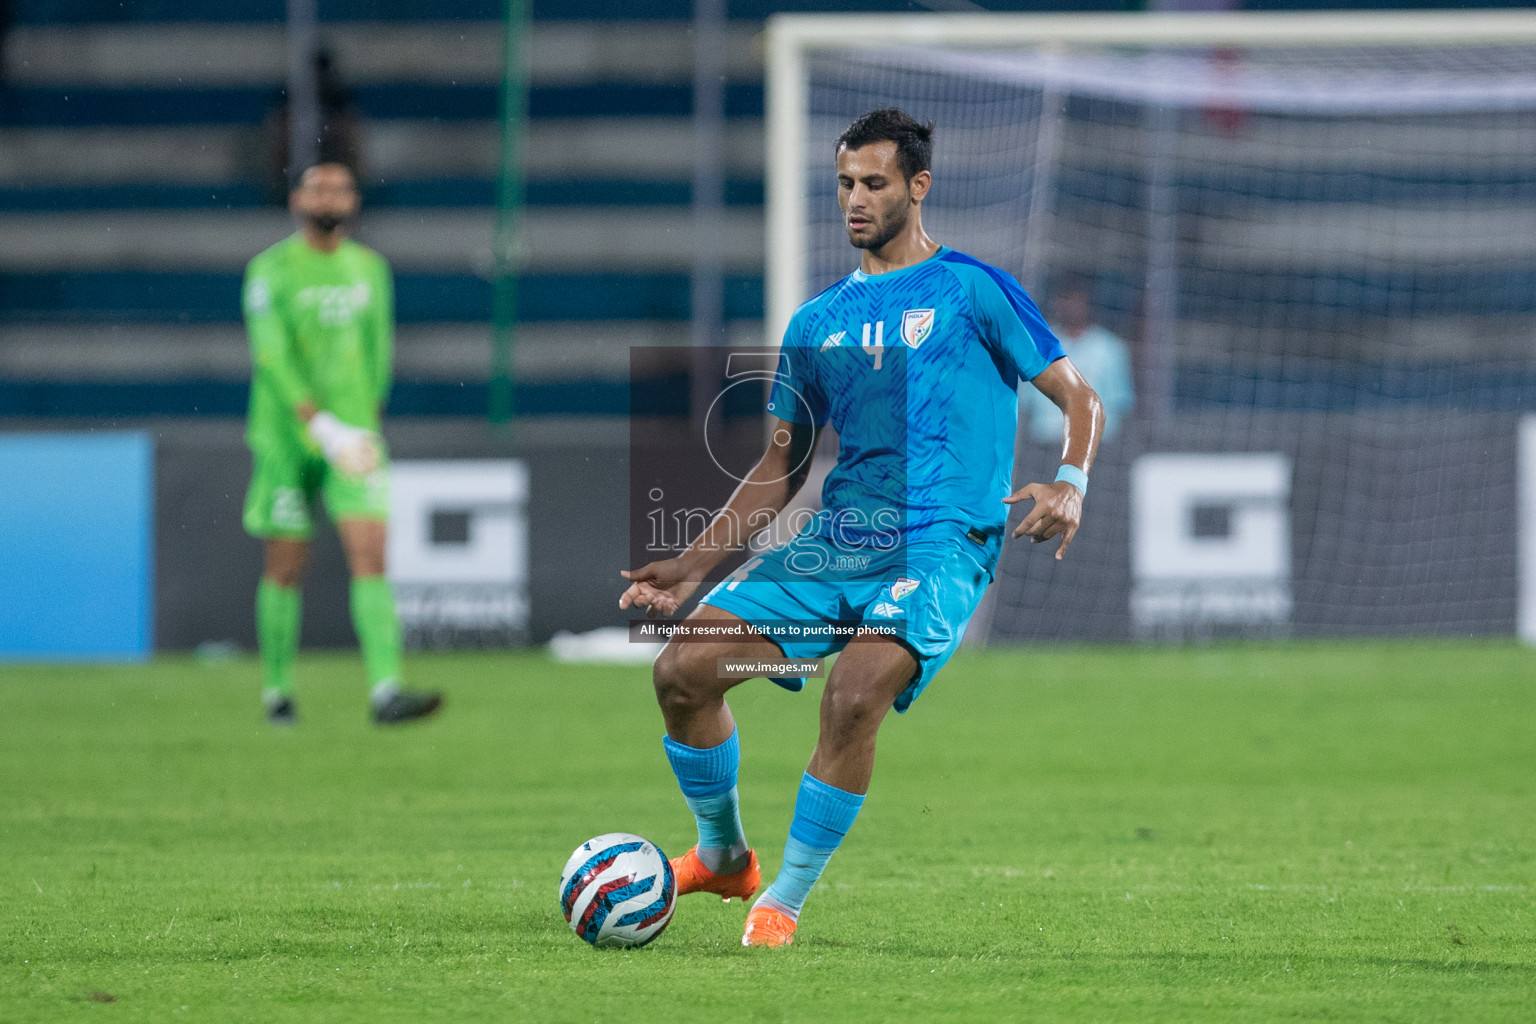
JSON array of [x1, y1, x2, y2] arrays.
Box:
[[861, 321, 884, 370]]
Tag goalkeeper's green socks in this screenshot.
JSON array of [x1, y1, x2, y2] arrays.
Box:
[[257, 578, 301, 707], [350, 575, 404, 707]]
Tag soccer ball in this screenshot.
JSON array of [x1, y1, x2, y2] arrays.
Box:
[[559, 832, 676, 948]]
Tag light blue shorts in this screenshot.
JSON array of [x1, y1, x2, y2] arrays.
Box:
[[700, 526, 993, 712]]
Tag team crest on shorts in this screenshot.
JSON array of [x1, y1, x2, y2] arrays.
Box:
[[901, 309, 936, 348], [271, 486, 309, 531], [889, 577, 921, 602]]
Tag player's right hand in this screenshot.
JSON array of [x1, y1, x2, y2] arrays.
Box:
[[619, 558, 700, 619], [307, 410, 381, 478]]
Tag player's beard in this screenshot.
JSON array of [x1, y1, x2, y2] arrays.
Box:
[[307, 212, 347, 235], [848, 198, 909, 251]]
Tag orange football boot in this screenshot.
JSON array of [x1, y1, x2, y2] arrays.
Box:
[[742, 903, 796, 947], [670, 846, 760, 902]]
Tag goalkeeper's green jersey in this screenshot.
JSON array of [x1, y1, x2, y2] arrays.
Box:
[[242, 234, 394, 451]]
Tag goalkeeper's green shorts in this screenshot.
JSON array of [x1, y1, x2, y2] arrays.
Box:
[[243, 442, 391, 540]]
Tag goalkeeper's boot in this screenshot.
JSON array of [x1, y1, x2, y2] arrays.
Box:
[[670, 846, 760, 902], [742, 903, 797, 947], [266, 696, 298, 726], [372, 689, 444, 725]]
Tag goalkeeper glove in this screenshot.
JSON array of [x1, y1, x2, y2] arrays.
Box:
[[307, 411, 380, 477]]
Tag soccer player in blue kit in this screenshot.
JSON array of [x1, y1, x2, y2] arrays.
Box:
[[620, 109, 1105, 947]]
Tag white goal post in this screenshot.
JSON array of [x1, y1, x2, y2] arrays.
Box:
[[764, 9, 1536, 343]]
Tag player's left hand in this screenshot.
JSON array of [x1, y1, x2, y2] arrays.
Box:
[[1004, 481, 1083, 560], [332, 435, 381, 477]]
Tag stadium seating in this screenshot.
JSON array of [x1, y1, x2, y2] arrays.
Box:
[[0, 0, 775, 416], [0, 0, 1388, 419]]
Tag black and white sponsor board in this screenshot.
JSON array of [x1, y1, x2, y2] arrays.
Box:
[[98, 412, 1532, 650], [387, 459, 530, 648], [987, 414, 1518, 643], [1131, 453, 1292, 641]]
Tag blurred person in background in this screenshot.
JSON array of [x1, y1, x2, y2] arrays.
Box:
[[242, 162, 442, 726], [1023, 271, 1134, 443]]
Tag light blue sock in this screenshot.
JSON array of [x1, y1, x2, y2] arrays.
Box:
[[758, 772, 865, 921], [663, 730, 748, 874]]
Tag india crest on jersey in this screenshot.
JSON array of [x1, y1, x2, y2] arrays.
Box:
[[901, 308, 936, 349]]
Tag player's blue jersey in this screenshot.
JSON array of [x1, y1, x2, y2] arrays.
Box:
[[768, 246, 1065, 568]]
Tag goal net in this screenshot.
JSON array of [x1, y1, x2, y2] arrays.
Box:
[[766, 13, 1536, 642]]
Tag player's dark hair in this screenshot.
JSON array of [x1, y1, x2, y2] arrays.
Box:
[[836, 108, 935, 182], [1051, 270, 1095, 299]]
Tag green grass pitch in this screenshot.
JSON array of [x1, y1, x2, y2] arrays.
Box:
[[2, 642, 1533, 1022]]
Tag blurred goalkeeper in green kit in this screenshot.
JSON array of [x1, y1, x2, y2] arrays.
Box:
[[242, 162, 443, 726]]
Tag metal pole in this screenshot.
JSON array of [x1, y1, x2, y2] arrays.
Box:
[[972, 82, 1063, 650], [490, 0, 530, 427], [690, 0, 727, 429], [1019, 81, 1063, 296], [286, 0, 319, 182], [764, 17, 808, 348], [1144, 103, 1179, 441]]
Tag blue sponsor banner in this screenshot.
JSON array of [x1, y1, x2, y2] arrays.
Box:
[[0, 432, 154, 660]]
